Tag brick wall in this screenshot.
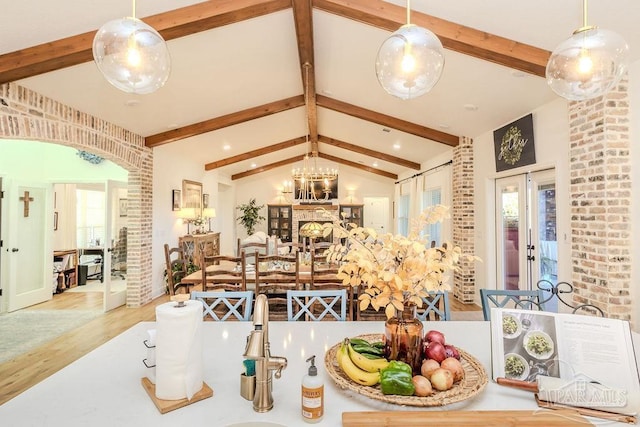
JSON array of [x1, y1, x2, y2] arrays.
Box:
[[452, 136, 476, 303], [568, 78, 632, 320], [0, 83, 153, 308]]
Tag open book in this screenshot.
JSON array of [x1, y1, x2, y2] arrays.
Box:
[[490, 308, 640, 416]]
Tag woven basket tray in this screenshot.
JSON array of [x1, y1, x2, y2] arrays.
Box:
[[324, 334, 488, 407]]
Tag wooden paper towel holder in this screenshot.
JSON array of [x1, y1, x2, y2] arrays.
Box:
[[141, 378, 213, 414]]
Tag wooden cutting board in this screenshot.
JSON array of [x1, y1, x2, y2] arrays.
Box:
[[342, 410, 593, 426]]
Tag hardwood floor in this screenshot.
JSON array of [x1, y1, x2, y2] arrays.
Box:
[[0, 290, 480, 406]]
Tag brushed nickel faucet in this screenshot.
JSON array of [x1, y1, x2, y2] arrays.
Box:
[[243, 294, 287, 412]]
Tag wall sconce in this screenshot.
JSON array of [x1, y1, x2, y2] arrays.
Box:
[[202, 208, 216, 232]]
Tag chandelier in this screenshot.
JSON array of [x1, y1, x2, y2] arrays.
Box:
[[291, 63, 338, 202]]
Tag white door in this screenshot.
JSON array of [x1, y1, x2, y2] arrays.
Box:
[[362, 197, 389, 234], [103, 180, 127, 311], [6, 181, 53, 312], [495, 170, 558, 308]]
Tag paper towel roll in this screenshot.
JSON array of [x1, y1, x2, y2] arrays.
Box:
[[155, 300, 204, 400], [146, 329, 156, 384]]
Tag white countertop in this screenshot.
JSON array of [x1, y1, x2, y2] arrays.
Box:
[[0, 320, 634, 426]]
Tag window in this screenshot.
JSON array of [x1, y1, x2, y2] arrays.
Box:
[[422, 188, 442, 246], [397, 194, 410, 236], [76, 189, 105, 248]]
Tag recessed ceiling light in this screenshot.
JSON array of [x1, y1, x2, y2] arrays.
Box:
[[372, 161, 378, 167], [393, 143, 401, 150], [463, 104, 478, 111], [439, 124, 450, 130], [223, 144, 231, 151], [382, 128, 391, 133], [124, 99, 140, 107], [250, 163, 257, 169]]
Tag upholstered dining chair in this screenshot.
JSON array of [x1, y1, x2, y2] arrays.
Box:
[[479, 288, 545, 321], [416, 291, 451, 321], [287, 289, 348, 321], [190, 290, 254, 321], [163, 243, 190, 295]]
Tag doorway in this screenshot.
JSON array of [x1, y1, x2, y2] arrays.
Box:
[[362, 197, 389, 234], [495, 169, 558, 309]]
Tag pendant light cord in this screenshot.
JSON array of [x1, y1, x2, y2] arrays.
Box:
[[582, 0, 588, 28], [132, 0, 136, 19], [406, 0, 411, 25]]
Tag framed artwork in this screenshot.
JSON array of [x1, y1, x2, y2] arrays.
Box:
[[202, 193, 209, 208], [119, 198, 128, 217], [172, 190, 181, 211], [54, 212, 58, 231], [182, 179, 203, 214]]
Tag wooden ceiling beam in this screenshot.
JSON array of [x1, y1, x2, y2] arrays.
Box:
[[317, 152, 397, 180], [0, 0, 291, 84], [146, 95, 304, 147], [205, 136, 307, 170], [318, 135, 420, 170], [292, 0, 318, 156], [314, 0, 550, 77], [232, 155, 304, 180], [317, 95, 459, 147]]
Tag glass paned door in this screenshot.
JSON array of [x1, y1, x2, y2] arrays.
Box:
[[495, 169, 557, 303]]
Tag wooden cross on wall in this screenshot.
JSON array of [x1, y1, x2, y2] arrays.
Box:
[[19, 191, 34, 217]]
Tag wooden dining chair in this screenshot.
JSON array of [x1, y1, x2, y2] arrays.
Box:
[[352, 286, 389, 321], [200, 253, 247, 291], [254, 252, 301, 320], [190, 290, 254, 321], [163, 243, 190, 295], [416, 291, 451, 321], [237, 238, 269, 265], [479, 288, 545, 321], [287, 289, 348, 321]]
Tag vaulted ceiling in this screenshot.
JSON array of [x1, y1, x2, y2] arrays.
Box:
[[2, 0, 639, 180]]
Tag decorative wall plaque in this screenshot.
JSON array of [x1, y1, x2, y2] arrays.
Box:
[[493, 114, 536, 172]]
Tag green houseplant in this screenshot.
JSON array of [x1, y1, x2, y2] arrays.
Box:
[[236, 198, 265, 236]]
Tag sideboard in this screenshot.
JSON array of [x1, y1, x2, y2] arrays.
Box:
[[179, 232, 220, 269]]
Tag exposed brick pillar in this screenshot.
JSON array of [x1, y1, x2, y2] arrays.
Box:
[[569, 77, 632, 320], [452, 136, 475, 303]]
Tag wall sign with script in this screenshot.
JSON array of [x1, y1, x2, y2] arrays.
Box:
[[493, 113, 536, 172]]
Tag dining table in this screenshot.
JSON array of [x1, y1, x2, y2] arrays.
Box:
[[2, 318, 638, 426]]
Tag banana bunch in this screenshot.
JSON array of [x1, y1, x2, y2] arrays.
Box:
[[336, 338, 389, 386]]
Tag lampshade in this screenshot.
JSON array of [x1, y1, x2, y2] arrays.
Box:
[[299, 222, 324, 239], [203, 208, 216, 218], [92, 17, 171, 94], [375, 24, 445, 100], [177, 207, 197, 220], [546, 27, 629, 101]]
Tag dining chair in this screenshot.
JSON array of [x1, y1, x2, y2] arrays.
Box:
[[237, 238, 269, 265], [416, 291, 451, 321], [479, 288, 545, 321], [163, 243, 190, 295], [276, 241, 302, 257], [190, 290, 254, 321], [200, 253, 247, 291], [254, 252, 301, 320], [287, 289, 348, 321], [353, 286, 389, 321]]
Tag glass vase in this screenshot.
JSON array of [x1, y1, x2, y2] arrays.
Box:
[[384, 304, 424, 375]]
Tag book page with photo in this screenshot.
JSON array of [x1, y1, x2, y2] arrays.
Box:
[[490, 308, 640, 416]]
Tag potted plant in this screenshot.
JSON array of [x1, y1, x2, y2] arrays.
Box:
[[236, 198, 265, 236]]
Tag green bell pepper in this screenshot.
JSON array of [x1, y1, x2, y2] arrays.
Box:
[[380, 361, 415, 396]]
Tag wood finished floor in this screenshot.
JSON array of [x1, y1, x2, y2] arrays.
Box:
[[0, 290, 479, 406]]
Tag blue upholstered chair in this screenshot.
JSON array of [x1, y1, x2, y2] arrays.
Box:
[[286, 289, 348, 321], [479, 289, 545, 321], [190, 290, 254, 321]]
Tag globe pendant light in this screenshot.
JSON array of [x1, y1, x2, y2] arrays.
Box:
[[92, 0, 171, 94], [546, 0, 628, 101], [375, 0, 444, 100]]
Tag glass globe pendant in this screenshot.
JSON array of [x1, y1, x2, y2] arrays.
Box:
[[93, 17, 171, 94], [546, 27, 628, 101], [375, 23, 445, 100]]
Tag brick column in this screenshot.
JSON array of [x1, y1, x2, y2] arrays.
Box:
[[568, 77, 632, 320], [452, 136, 475, 303]]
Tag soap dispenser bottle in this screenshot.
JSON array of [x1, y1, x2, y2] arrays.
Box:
[[301, 355, 324, 423]]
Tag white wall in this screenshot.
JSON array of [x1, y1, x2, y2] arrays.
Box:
[[629, 61, 640, 326], [472, 97, 570, 304]]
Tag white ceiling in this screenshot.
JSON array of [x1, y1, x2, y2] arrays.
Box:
[[2, 0, 638, 179]]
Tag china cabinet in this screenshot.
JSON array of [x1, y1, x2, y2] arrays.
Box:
[[267, 204, 292, 242]]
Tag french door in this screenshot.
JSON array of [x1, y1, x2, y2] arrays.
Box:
[[103, 180, 127, 311], [495, 170, 557, 308]]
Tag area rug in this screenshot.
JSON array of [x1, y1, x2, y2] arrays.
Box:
[[0, 309, 102, 364]]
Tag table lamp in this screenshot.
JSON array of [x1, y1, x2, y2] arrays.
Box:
[[203, 208, 216, 232]]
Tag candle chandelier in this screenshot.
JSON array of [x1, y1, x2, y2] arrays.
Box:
[[290, 63, 338, 202]]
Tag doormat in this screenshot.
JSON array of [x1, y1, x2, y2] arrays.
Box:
[[0, 309, 101, 364]]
